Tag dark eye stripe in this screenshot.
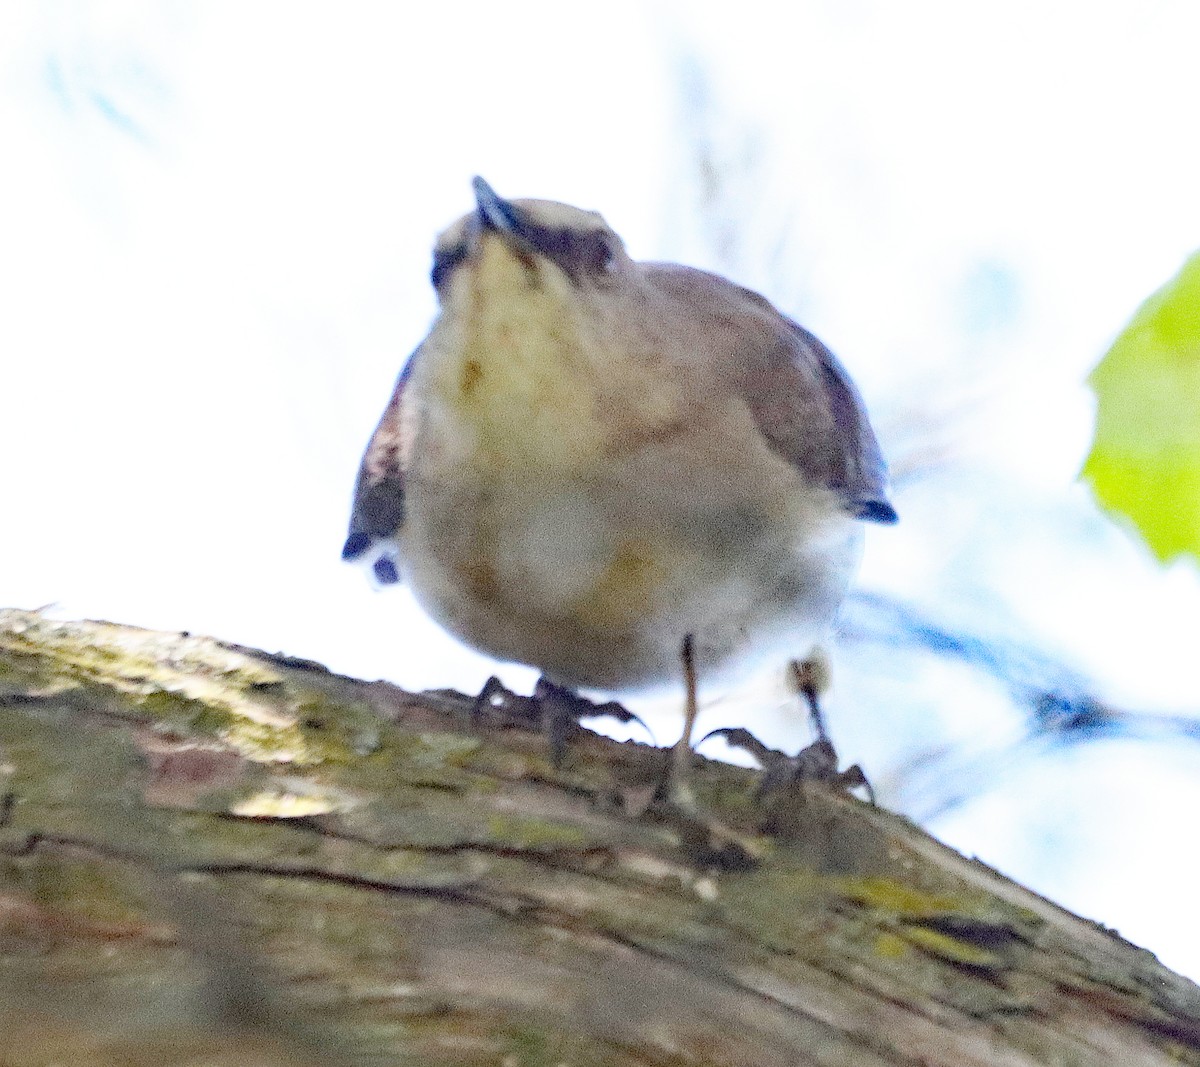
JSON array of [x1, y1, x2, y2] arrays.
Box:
[[431, 242, 468, 289], [526, 227, 614, 283], [432, 228, 616, 290]]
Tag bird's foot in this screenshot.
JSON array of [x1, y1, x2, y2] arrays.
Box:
[[470, 676, 647, 767], [471, 675, 540, 728], [534, 678, 650, 766], [700, 727, 876, 804]]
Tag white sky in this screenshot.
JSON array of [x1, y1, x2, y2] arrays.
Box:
[[3, 1, 1200, 978]]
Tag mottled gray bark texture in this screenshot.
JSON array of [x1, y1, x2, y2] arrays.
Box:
[[1, 608, 1197, 1066]]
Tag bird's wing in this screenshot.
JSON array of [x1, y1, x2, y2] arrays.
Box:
[[646, 264, 897, 524], [342, 354, 417, 565], [764, 316, 897, 524]]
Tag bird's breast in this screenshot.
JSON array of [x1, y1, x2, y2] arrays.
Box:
[[398, 252, 853, 687], [421, 244, 694, 478]]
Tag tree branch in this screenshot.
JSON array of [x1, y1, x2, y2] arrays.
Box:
[[1, 608, 1197, 1066]]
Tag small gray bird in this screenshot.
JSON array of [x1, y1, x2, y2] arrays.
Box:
[[344, 177, 895, 762]]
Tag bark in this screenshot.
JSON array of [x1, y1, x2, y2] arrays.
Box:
[[0, 607, 1197, 1067]]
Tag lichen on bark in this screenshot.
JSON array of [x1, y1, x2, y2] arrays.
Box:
[[1, 608, 1198, 1066]]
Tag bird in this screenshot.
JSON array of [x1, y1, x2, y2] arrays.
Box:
[[344, 176, 896, 786]]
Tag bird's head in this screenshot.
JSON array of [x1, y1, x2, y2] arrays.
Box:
[[430, 177, 634, 302]]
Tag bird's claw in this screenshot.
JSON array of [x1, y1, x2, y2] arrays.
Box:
[[471, 675, 540, 728], [469, 676, 650, 768], [700, 727, 875, 804]]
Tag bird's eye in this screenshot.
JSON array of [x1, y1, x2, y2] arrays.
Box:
[[590, 235, 617, 276]]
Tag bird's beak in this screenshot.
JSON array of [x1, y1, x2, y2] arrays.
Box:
[[472, 176, 525, 240], [469, 176, 579, 278]]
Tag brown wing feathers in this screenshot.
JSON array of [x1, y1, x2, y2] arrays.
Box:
[[342, 359, 414, 562]]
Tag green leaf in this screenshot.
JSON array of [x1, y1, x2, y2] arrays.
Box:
[[1083, 252, 1200, 562]]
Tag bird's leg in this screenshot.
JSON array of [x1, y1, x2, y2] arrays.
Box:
[[667, 634, 700, 806], [791, 656, 832, 745], [783, 653, 875, 801], [657, 637, 766, 870]]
